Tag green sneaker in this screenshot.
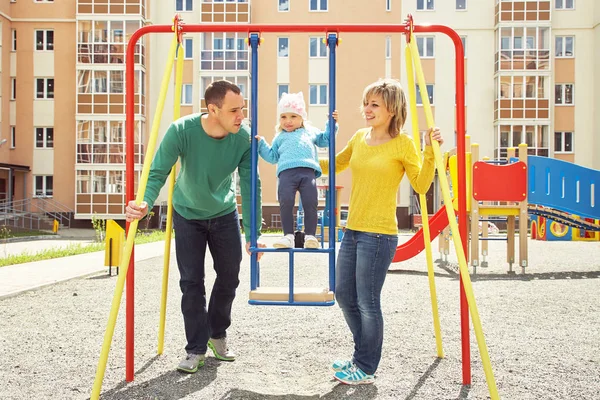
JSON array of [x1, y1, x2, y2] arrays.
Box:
[[177, 353, 205, 373], [331, 360, 353, 373], [208, 337, 236, 361]]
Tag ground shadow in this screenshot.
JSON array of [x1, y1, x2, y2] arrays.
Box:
[[388, 266, 600, 282], [457, 384, 471, 399], [404, 358, 442, 400], [219, 384, 378, 400], [99, 358, 220, 400]]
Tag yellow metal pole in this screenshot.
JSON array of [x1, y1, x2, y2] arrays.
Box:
[[158, 42, 184, 354], [409, 38, 499, 400], [90, 37, 179, 400], [405, 43, 444, 359]]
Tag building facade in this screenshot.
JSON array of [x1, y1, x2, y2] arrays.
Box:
[[0, 0, 598, 229]]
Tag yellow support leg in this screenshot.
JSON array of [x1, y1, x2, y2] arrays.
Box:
[[90, 37, 179, 400]]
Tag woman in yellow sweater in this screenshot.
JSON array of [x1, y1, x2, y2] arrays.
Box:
[[323, 79, 443, 385]]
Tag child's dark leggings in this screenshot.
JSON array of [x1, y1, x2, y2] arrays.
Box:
[[277, 167, 318, 236]]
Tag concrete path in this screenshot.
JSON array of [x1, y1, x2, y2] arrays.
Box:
[[0, 239, 173, 299]]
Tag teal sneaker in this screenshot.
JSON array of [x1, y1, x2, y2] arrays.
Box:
[[333, 365, 375, 385], [331, 360, 353, 373], [177, 353, 205, 373]]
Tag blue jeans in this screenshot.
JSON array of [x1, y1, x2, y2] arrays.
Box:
[[335, 229, 398, 375], [278, 167, 318, 236], [173, 209, 242, 355]]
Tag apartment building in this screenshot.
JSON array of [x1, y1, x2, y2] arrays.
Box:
[[0, 0, 597, 229]]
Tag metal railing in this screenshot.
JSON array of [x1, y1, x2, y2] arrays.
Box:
[[0, 196, 73, 230]]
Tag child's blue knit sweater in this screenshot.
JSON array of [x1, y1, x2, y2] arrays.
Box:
[[257, 123, 338, 178]]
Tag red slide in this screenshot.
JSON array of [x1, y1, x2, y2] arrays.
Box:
[[392, 208, 450, 263]]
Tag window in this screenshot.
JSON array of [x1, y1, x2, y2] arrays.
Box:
[[34, 176, 53, 197], [184, 38, 193, 59], [10, 78, 16, 100], [309, 0, 328, 11], [555, 0, 574, 9], [36, 78, 54, 99], [456, 0, 466, 9], [11, 30, 17, 51], [278, 84, 289, 100], [415, 84, 434, 105], [385, 36, 391, 59], [554, 132, 573, 153], [278, 37, 289, 57], [386, 0, 391, 11], [181, 84, 193, 105], [10, 126, 15, 149], [417, 0, 434, 10], [35, 30, 54, 51], [309, 84, 328, 105], [555, 36, 574, 57], [555, 84, 573, 105], [35, 127, 54, 148], [309, 37, 327, 57], [417, 37, 435, 58], [461, 36, 467, 57], [279, 0, 289, 11], [176, 0, 193, 12]]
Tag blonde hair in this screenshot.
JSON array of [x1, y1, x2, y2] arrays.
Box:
[[360, 79, 408, 138]]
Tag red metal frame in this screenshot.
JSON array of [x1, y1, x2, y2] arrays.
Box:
[[125, 22, 469, 384]]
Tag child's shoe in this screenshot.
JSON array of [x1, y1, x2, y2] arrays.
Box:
[[273, 234, 294, 248], [331, 359, 353, 373], [304, 235, 319, 249]]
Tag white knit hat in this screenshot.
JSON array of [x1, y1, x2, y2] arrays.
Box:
[[278, 92, 307, 120]]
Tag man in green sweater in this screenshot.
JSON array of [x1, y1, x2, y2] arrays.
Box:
[[125, 80, 264, 374]]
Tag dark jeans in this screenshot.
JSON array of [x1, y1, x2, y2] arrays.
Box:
[[278, 167, 318, 236], [335, 229, 398, 375], [173, 209, 242, 355]]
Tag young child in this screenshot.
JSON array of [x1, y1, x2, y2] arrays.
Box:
[[256, 91, 338, 249]]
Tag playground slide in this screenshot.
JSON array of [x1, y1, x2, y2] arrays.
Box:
[[393, 208, 449, 263]]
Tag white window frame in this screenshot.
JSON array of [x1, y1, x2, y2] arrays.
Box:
[[417, 0, 435, 11], [554, 131, 573, 153], [34, 175, 53, 198], [35, 127, 54, 148], [309, 84, 328, 105], [456, 0, 467, 10], [309, 37, 327, 58], [386, 0, 391, 11], [181, 84, 193, 105], [11, 29, 17, 51], [555, 36, 574, 58], [10, 78, 16, 100], [309, 0, 328, 12], [36, 78, 54, 99], [278, 37, 289, 58], [278, 84, 289, 100], [555, 83, 574, 105], [555, 0, 575, 10], [279, 0, 290, 12], [35, 30, 54, 51], [385, 36, 392, 59], [184, 37, 193, 59], [417, 36, 435, 58], [176, 0, 193, 12], [416, 84, 435, 106], [10, 126, 16, 149]]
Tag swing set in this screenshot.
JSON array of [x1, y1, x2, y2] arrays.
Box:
[[90, 16, 500, 400]]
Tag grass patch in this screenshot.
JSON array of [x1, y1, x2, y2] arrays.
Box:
[[0, 230, 170, 268]]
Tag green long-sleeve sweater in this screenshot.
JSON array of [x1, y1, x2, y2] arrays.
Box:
[[144, 113, 262, 241]]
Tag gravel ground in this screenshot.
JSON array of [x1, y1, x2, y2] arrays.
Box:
[[0, 235, 598, 399]]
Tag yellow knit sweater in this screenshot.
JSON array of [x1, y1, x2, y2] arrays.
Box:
[[321, 128, 436, 235]]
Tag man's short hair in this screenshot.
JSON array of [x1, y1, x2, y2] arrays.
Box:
[[204, 80, 241, 108]]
